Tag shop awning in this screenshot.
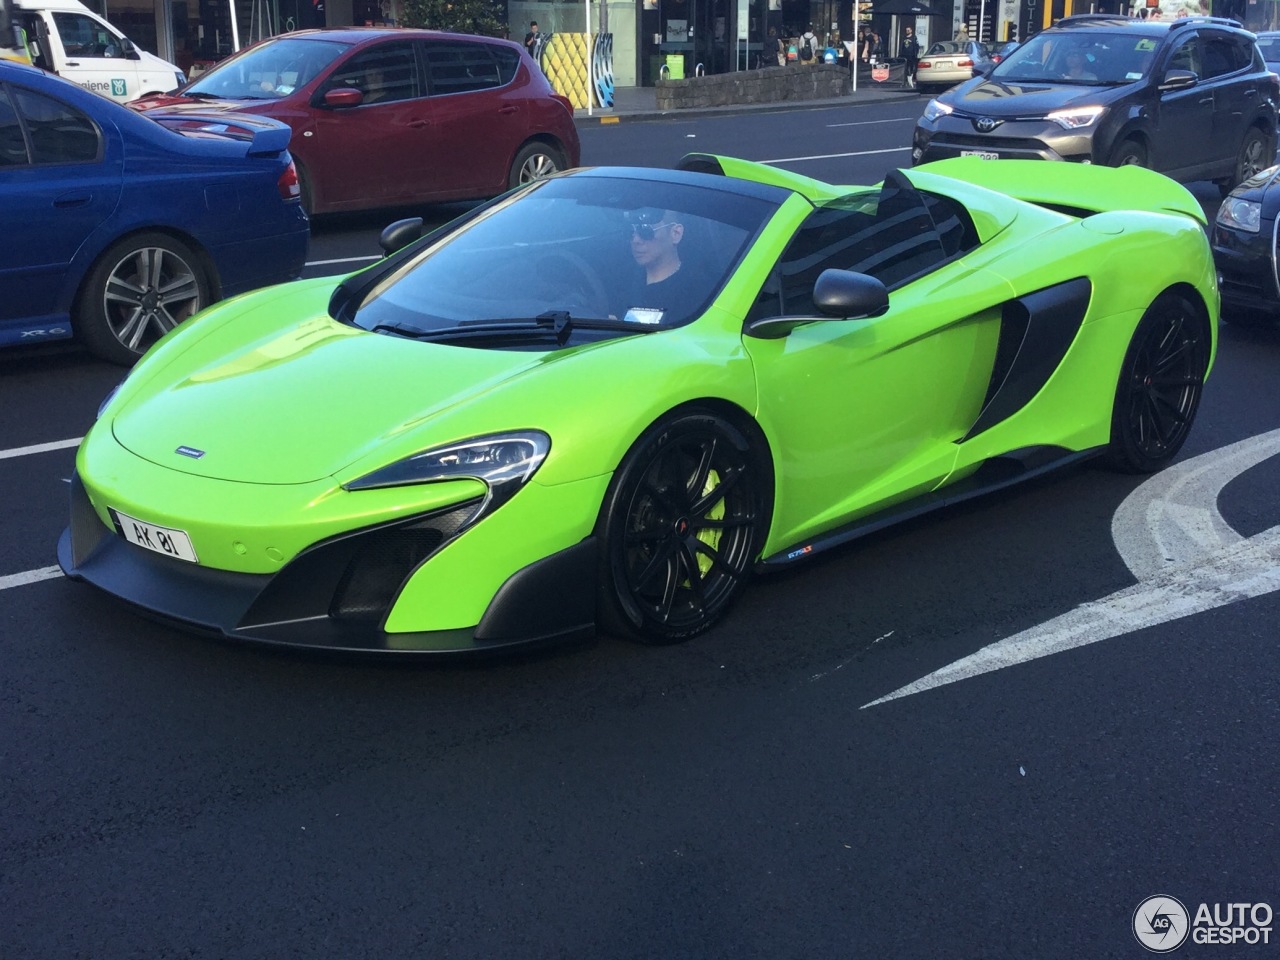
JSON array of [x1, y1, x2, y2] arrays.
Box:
[[872, 0, 942, 14]]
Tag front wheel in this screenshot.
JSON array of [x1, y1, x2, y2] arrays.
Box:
[[1108, 137, 1147, 169], [507, 142, 564, 191], [597, 411, 769, 644], [1105, 292, 1208, 473], [76, 233, 212, 365]]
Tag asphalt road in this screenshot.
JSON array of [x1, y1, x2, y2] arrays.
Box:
[[3, 99, 1279, 959]]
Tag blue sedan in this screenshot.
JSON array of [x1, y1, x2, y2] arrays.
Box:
[[0, 59, 309, 364]]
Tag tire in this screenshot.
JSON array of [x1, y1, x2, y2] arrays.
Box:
[[1108, 137, 1147, 169], [1104, 292, 1208, 474], [597, 410, 770, 644], [507, 141, 564, 191], [75, 233, 212, 366], [1216, 127, 1269, 197]]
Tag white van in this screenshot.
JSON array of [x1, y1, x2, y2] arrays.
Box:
[[17, 0, 183, 102]]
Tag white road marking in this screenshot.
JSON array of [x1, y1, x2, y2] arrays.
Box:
[[824, 118, 917, 128], [0, 437, 82, 461], [862, 430, 1280, 708], [304, 255, 381, 267], [0, 566, 62, 591], [763, 147, 913, 164]]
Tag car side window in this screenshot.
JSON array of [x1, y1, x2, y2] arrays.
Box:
[[762, 172, 979, 319], [1166, 35, 1201, 76], [51, 12, 124, 59], [325, 43, 420, 104], [0, 88, 30, 166], [423, 41, 508, 94], [10, 87, 99, 164], [1199, 35, 1238, 79]]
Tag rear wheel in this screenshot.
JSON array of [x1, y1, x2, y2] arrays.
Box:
[[76, 232, 212, 365], [1105, 292, 1208, 473], [1216, 127, 1269, 196], [1108, 137, 1147, 169], [507, 142, 564, 191], [597, 411, 769, 644]]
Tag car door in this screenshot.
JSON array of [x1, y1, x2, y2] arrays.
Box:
[[0, 80, 121, 343], [418, 39, 515, 198], [1204, 33, 1260, 159], [46, 10, 136, 101], [305, 39, 426, 209], [743, 177, 1006, 549], [1152, 32, 1214, 175]]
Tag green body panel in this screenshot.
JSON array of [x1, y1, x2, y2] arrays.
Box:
[[77, 157, 1221, 636]]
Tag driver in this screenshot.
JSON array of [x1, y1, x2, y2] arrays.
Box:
[[622, 208, 706, 323], [1062, 48, 1097, 81]]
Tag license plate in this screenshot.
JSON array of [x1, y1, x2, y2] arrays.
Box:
[[111, 509, 199, 563], [961, 150, 999, 160]]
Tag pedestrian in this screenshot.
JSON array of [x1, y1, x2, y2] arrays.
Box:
[[800, 24, 818, 63], [900, 25, 920, 86], [765, 26, 784, 67], [866, 28, 881, 64], [523, 20, 540, 55], [954, 22, 970, 41]]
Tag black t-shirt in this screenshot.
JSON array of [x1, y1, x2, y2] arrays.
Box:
[[524, 32, 538, 49], [623, 264, 706, 324]]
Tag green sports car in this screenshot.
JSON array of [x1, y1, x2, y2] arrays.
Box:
[[58, 155, 1219, 653]]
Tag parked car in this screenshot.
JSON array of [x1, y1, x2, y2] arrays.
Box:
[[133, 28, 581, 216], [1255, 30, 1280, 72], [60, 154, 1217, 653], [913, 14, 1280, 192], [8, 0, 184, 102], [1212, 163, 1280, 324], [0, 59, 308, 363], [915, 40, 991, 91]]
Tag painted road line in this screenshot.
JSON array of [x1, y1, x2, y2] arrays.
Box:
[[863, 429, 1280, 708], [825, 118, 918, 128], [304, 255, 381, 268], [0, 566, 62, 591], [0, 437, 82, 461], [763, 147, 913, 164]]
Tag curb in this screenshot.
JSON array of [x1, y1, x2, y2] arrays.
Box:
[[572, 89, 924, 127]]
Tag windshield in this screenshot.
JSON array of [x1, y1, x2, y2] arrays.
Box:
[[185, 37, 349, 100], [352, 175, 781, 343], [993, 31, 1158, 85]]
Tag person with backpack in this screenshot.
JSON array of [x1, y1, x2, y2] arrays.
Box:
[[800, 25, 818, 63]]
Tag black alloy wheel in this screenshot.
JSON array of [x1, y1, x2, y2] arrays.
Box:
[[1105, 292, 1208, 473], [598, 411, 769, 644], [1218, 128, 1269, 196]]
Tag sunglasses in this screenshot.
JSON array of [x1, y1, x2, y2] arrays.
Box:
[[630, 221, 674, 240]]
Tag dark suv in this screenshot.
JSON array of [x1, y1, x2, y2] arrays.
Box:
[[912, 15, 1279, 191]]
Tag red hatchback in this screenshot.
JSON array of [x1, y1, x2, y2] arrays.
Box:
[[134, 28, 580, 215]]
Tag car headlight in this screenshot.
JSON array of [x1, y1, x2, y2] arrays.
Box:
[[1216, 196, 1263, 233], [922, 99, 953, 122], [1045, 105, 1105, 129], [344, 431, 550, 506]]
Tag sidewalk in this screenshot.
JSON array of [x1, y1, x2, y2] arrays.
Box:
[[572, 81, 923, 126]]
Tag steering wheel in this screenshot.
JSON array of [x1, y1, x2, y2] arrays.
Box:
[[534, 251, 611, 315]]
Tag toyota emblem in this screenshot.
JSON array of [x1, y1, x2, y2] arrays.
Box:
[[975, 117, 1002, 133]]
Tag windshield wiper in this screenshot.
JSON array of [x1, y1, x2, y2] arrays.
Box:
[[181, 91, 224, 99], [373, 312, 659, 346]]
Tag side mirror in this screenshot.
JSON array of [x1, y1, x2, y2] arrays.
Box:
[[813, 269, 890, 319], [1158, 68, 1198, 91], [379, 217, 424, 256], [123, 37, 140, 60], [323, 87, 364, 108]]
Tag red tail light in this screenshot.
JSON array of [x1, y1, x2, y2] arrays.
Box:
[[958, 59, 973, 67], [918, 60, 931, 68], [278, 161, 301, 202]]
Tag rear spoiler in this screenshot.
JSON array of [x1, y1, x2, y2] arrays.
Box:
[[146, 111, 293, 158], [911, 157, 1207, 226]]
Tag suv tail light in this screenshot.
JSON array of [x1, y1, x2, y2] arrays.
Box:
[[278, 161, 301, 202]]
